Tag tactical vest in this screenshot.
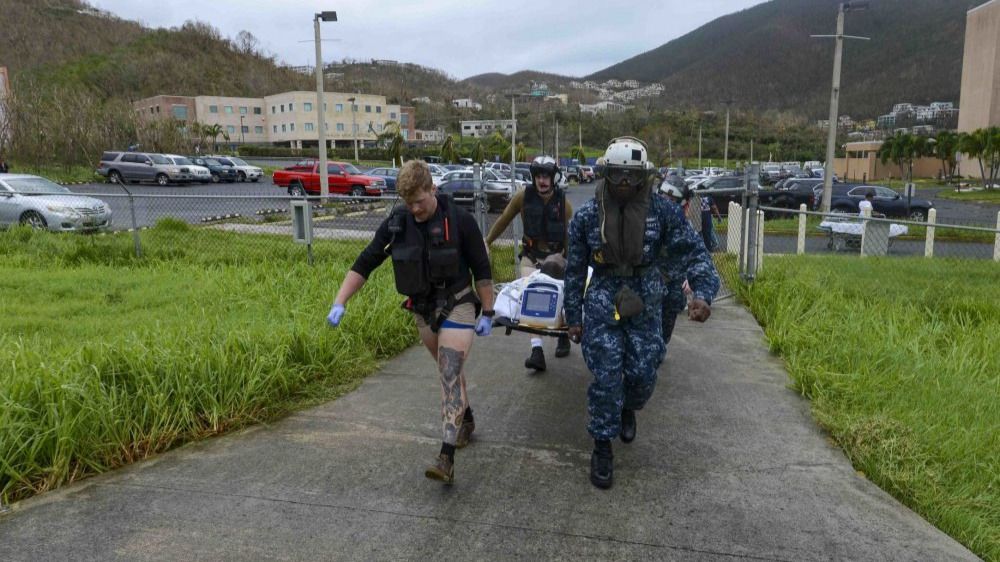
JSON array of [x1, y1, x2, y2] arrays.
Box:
[[521, 186, 566, 260], [388, 195, 477, 331]]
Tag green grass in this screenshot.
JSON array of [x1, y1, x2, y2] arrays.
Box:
[[0, 222, 417, 503], [9, 162, 103, 184], [935, 189, 1000, 205], [736, 256, 999, 560]]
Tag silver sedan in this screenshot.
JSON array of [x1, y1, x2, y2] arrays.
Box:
[[0, 174, 112, 232]]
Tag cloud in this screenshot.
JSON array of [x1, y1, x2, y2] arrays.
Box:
[[87, 0, 764, 78]]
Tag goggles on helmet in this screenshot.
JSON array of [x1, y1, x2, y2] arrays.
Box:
[[605, 166, 648, 188]]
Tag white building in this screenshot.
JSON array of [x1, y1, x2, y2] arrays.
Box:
[[460, 119, 514, 138], [415, 128, 446, 143], [452, 98, 483, 110], [579, 101, 627, 115], [623, 79, 640, 88], [411, 96, 432, 104]]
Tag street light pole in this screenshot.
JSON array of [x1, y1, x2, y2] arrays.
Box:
[[348, 96, 358, 162], [723, 100, 733, 170], [239, 114, 245, 144], [814, 1, 869, 212], [314, 10, 337, 199]]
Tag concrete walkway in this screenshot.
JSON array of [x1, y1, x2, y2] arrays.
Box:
[[0, 301, 979, 561]]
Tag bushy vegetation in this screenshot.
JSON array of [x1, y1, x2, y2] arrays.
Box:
[[0, 225, 417, 502], [737, 256, 999, 560]]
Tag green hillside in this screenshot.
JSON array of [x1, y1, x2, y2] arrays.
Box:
[[588, 0, 970, 118]]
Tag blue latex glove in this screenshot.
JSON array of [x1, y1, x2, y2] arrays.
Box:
[[475, 315, 492, 337], [327, 304, 345, 327]]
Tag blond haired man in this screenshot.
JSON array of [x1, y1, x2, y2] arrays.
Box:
[[329, 160, 495, 484]]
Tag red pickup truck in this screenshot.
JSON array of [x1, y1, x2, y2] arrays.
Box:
[[272, 160, 386, 197]]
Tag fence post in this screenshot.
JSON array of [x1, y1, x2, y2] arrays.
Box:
[[859, 207, 871, 258], [797, 203, 807, 255], [743, 183, 760, 281], [727, 201, 741, 255], [994, 211, 1000, 263], [925, 208, 936, 258], [756, 209, 764, 272], [120, 184, 142, 258]]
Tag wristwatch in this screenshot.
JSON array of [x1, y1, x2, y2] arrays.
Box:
[[481, 309, 496, 318]]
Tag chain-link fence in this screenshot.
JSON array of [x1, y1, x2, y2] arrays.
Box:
[[0, 186, 523, 282]]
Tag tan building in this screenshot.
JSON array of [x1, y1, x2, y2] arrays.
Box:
[[133, 91, 416, 149], [957, 0, 1000, 176], [833, 141, 943, 181]]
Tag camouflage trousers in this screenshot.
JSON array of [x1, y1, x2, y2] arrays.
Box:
[[581, 311, 665, 441]]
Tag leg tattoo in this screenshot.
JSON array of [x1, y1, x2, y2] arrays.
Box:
[[438, 346, 468, 445]]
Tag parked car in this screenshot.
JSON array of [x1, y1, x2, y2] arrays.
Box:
[[443, 164, 467, 172], [365, 167, 399, 192], [436, 178, 511, 213], [563, 165, 582, 182], [189, 157, 238, 183], [427, 164, 447, 186], [207, 156, 263, 182], [692, 175, 751, 211], [0, 174, 112, 232], [758, 179, 819, 214], [97, 151, 194, 186], [164, 154, 211, 184], [826, 184, 933, 221], [759, 163, 782, 185], [579, 165, 595, 182], [272, 160, 385, 197]]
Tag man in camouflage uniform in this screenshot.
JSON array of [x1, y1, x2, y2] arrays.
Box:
[[564, 137, 720, 489]]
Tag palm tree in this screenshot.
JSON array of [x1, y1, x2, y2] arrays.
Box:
[[515, 142, 527, 163], [203, 123, 223, 152], [471, 139, 484, 163], [378, 121, 405, 166], [569, 145, 587, 165], [440, 134, 457, 163], [486, 131, 509, 161], [957, 128, 1000, 190], [878, 132, 917, 183], [933, 130, 960, 182]]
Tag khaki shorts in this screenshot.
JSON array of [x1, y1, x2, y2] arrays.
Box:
[[412, 287, 479, 329]]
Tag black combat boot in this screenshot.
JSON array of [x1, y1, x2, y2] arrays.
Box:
[[620, 409, 636, 444], [590, 440, 614, 489], [555, 334, 571, 358], [525, 346, 546, 371]]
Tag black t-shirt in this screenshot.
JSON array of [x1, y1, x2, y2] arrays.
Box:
[[350, 196, 493, 285]]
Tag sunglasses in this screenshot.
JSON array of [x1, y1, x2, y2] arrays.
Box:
[[605, 167, 648, 187]]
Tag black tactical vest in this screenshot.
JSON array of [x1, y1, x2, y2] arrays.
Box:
[[388, 194, 466, 300], [521, 186, 566, 258]]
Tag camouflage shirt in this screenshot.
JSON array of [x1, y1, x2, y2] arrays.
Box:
[[564, 194, 720, 327]]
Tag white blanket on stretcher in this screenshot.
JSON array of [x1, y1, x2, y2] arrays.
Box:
[[494, 268, 593, 326], [819, 221, 908, 237]]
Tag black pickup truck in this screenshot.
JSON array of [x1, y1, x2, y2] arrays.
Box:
[[693, 176, 817, 216]]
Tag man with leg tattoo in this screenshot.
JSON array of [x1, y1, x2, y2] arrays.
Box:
[[328, 160, 494, 484]]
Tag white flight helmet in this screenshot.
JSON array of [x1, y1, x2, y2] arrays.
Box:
[[660, 182, 684, 200], [602, 136, 654, 187], [529, 155, 560, 184]]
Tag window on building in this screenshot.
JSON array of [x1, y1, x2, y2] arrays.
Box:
[[171, 106, 188, 120], [273, 125, 278, 133], [323, 103, 327, 111], [290, 123, 295, 131], [305, 122, 314, 132], [280, 104, 285, 112], [289, 103, 294, 111], [226, 125, 236, 134], [254, 107, 262, 115], [282, 124, 287, 132], [239, 106, 248, 115], [271, 106, 276, 114], [209, 105, 219, 113], [352, 104, 358, 112], [241, 126, 249, 133], [463, 125, 471, 130], [224, 106, 233, 114], [365, 105, 371, 113], [255, 126, 264, 134], [304, 102, 313, 112], [375, 124, 382, 132], [401, 114, 409, 126], [335, 103, 343, 112], [353, 124, 359, 133], [376, 106, 382, 114], [337, 123, 344, 132], [390, 112, 397, 119]]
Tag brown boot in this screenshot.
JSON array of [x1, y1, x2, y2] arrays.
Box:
[[424, 453, 454, 484], [456, 418, 476, 449]]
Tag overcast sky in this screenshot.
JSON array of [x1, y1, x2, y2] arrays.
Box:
[[87, 0, 765, 79]]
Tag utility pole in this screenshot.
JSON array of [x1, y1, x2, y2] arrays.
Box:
[[813, 1, 870, 212], [511, 95, 517, 191], [723, 99, 734, 170], [554, 119, 559, 160], [578, 122, 583, 156], [750, 138, 754, 163], [348, 96, 359, 162], [698, 125, 703, 169], [313, 11, 338, 199], [668, 138, 673, 163]]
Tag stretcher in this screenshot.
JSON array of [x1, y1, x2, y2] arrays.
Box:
[[818, 219, 908, 252]]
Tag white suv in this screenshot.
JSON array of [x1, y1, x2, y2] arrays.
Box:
[[164, 154, 211, 184]]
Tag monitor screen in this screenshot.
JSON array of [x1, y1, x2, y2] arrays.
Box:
[[525, 292, 554, 312]]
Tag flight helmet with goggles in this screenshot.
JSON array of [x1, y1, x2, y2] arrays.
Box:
[[529, 155, 560, 185], [602, 136, 654, 188]]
